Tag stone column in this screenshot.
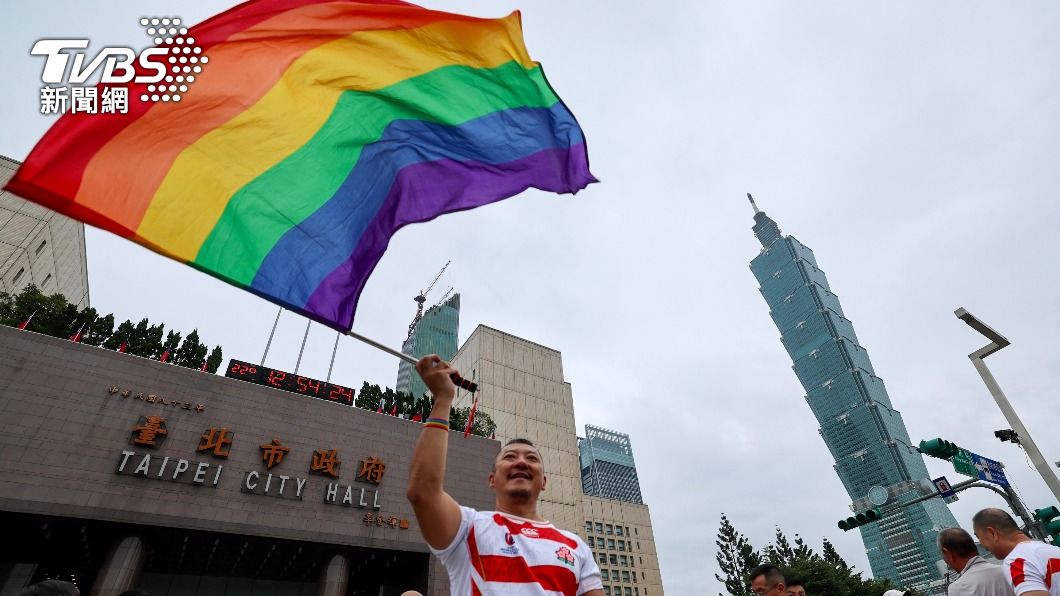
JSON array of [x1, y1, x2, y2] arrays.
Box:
[[317, 553, 350, 596], [89, 536, 145, 596]]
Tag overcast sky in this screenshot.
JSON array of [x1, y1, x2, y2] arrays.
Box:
[[5, 1, 1060, 594]]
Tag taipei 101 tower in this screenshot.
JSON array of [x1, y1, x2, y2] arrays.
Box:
[[747, 194, 958, 590]]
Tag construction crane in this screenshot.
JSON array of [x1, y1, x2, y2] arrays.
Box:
[[407, 261, 450, 339], [432, 287, 454, 310]]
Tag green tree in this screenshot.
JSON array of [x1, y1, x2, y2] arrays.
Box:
[[0, 285, 78, 337], [451, 404, 496, 437], [714, 514, 760, 596], [104, 320, 135, 350], [161, 330, 181, 360], [174, 329, 208, 368], [80, 309, 114, 347], [715, 516, 902, 596], [205, 345, 224, 373], [356, 381, 383, 411]]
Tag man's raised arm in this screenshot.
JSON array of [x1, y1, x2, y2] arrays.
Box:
[[406, 355, 463, 550]]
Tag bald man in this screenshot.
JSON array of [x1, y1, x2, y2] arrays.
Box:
[[939, 527, 1013, 595], [973, 508, 1060, 596]]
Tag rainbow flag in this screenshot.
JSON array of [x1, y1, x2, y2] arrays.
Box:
[[6, 0, 594, 331]]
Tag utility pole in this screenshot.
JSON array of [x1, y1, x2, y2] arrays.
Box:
[[955, 308, 1060, 502]]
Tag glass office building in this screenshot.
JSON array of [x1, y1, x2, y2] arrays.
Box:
[[748, 202, 957, 589], [396, 293, 460, 400], [579, 425, 644, 505]]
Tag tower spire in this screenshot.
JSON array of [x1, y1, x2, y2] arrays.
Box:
[[747, 192, 760, 215]]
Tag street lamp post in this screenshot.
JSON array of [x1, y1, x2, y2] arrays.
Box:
[[955, 308, 1060, 503]]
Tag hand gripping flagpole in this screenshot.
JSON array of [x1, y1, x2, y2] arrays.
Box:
[[344, 330, 477, 393]]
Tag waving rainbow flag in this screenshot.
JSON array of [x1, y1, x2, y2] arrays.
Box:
[[6, 0, 594, 331]]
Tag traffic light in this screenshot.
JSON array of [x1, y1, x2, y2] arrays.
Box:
[[995, 429, 1020, 444], [918, 438, 960, 460], [1035, 506, 1060, 544], [838, 508, 883, 531]]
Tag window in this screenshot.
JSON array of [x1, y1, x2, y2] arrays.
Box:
[[602, 570, 609, 581], [626, 526, 631, 535], [622, 571, 630, 582], [42, 274, 52, 286], [606, 524, 613, 535], [635, 528, 638, 535], [637, 542, 641, 550], [36, 240, 47, 255], [632, 573, 637, 583], [630, 558, 635, 568], [586, 521, 593, 533], [12, 267, 25, 283], [642, 572, 645, 579], [608, 539, 615, 550], [620, 555, 628, 567], [618, 541, 625, 551], [603, 587, 611, 596], [609, 555, 617, 566], [587, 537, 594, 548], [625, 588, 632, 596], [639, 556, 643, 564], [616, 526, 623, 536], [596, 522, 603, 534], [599, 553, 607, 564]]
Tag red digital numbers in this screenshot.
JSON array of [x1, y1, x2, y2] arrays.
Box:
[[223, 359, 352, 407], [328, 384, 354, 404], [296, 376, 321, 395], [267, 370, 286, 387], [225, 360, 261, 383]]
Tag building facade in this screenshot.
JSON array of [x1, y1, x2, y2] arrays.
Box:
[[396, 293, 460, 400], [0, 325, 497, 596], [0, 155, 90, 307], [748, 202, 958, 589], [580, 425, 644, 504], [582, 496, 663, 596], [451, 326, 665, 596]]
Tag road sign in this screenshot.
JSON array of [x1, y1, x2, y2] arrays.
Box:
[[971, 453, 1010, 488], [953, 449, 977, 477], [933, 476, 957, 499]]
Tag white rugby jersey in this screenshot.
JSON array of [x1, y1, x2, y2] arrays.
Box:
[[431, 506, 603, 595], [1005, 540, 1060, 595]]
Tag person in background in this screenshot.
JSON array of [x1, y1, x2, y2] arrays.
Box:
[[785, 577, 807, 596], [17, 580, 79, 596], [749, 563, 785, 596], [939, 527, 1014, 596], [974, 508, 1060, 596]]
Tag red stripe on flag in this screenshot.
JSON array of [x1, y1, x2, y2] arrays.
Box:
[[1011, 558, 1027, 587], [491, 514, 578, 549], [464, 398, 478, 437]]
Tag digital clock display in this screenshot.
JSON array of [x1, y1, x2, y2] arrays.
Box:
[[224, 359, 355, 406]]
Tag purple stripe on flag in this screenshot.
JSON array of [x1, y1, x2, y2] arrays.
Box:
[[305, 144, 594, 329]]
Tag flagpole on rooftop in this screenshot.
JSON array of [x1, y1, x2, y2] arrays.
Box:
[[260, 306, 282, 366], [326, 331, 340, 383], [294, 318, 311, 375]]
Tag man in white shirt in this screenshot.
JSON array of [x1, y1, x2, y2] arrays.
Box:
[[939, 527, 1015, 596], [406, 354, 604, 596], [974, 508, 1060, 596]]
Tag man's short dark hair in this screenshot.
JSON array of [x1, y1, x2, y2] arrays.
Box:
[[938, 527, 978, 557], [972, 508, 1022, 535], [18, 580, 79, 596], [786, 578, 804, 588], [749, 563, 785, 587], [504, 438, 536, 449]]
